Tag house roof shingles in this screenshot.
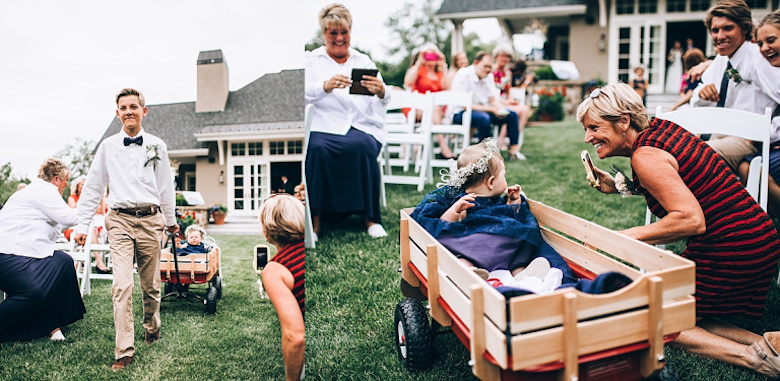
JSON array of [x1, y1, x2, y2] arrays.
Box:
[[99, 68, 303, 152], [437, 0, 587, 16]]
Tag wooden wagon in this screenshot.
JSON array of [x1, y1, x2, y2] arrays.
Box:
[[160, 237, 223, 314], [395, 199, 696, 380]]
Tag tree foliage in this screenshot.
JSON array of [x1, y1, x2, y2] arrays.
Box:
[[0, 162, 30, 207], [55, 137, 95, 180]]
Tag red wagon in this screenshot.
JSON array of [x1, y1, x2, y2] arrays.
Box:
[[395, 199, 696, 380], [160, 235, 223, 314]]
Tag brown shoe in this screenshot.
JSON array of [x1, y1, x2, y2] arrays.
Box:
[[144, 329, 160, 344], [111, 356, 134, 370]]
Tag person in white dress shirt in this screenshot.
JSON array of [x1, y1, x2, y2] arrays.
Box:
[[0, 158, 85, 342], [449, 51, 524, 160], [74, 88, 178, 370], [690, 0, 778, 171], [304, 3, 390, 239]]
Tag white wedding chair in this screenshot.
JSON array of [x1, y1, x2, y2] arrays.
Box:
[[428, 91, 473, 171], [303, 103, 316, 249], [645, 106, 771, 225], [381, 91, 434, 192]]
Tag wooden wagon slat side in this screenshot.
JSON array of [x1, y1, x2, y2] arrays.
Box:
[[398, 198, 697, 380]]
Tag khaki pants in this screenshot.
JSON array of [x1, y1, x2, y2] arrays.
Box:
[[105, 210, 164, 359], [707, 135, 757, 172]]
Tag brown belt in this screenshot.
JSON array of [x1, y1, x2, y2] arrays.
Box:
[[113, 205, 160, 217]]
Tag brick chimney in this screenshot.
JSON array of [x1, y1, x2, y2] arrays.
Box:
[[196, 50, 229, 113]]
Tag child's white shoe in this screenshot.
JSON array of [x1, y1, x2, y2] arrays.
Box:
[[514, 257, 550, 282]]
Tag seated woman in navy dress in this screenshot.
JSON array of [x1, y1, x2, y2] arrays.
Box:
[[0, 158, 86, 342], [305, 3, 391, 240]]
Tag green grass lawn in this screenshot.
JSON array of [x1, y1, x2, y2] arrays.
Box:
[[307, 117, 780, 381], [0, 235, 286, 381], [2, 118, 779, 380]]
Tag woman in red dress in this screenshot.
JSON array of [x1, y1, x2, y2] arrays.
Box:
[[578, 82, 780, 378], [403, 43, 455, 159]]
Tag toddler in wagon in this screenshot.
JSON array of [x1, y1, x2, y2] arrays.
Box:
[[176, 224, 210, 256], [411, 138, 630, 294], [411, 138, 578, 293]]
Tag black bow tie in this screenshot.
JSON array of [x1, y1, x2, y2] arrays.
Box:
[[124, 136, 143, 146]]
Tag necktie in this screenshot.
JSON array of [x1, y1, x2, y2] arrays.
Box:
[[124, 136, 143, 146], [716, 61, 732, 108]]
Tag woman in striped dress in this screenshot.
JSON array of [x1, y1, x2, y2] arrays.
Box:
[[578, 82, 780, 378], [259, 194, 305, 381]]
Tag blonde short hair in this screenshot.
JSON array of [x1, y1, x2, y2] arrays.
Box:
[[38, 158, 69, 182], [319, 3, 352, 32], [576, 82, 650, 132], [115, 88, 146, 108], [258, 194, 305, 246]]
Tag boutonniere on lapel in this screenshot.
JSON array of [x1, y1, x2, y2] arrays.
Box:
[[145, 144, 161, 168], [725, 67, 752, 85]]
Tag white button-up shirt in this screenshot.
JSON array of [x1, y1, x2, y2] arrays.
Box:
[[449, 65, 499, 115], [305, 46, 390, 144], [75, 128, 176, 234], [691, 41, 777, 115], [0, 178, 78, 258]]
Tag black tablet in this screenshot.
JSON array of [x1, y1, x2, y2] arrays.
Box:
[[349, 68, 379, 95]]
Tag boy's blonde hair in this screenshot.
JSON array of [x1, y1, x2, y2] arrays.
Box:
[[258, 194, 305, 246]]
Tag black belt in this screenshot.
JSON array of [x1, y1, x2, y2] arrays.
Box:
[[113, 205, 160, 217]]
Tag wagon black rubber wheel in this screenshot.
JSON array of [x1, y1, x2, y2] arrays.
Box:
[[213, 276, 223, 299], [205, 286, 218, 314], [394, 298, 432, 370], [164, 282, 173, 294]]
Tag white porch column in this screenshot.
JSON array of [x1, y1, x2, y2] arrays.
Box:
[[217, 140, 225, 166], [451, 20, 464, 54]]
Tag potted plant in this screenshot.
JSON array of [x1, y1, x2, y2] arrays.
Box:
[[531, 88, 565, 122], [209, 204, 228, 225]]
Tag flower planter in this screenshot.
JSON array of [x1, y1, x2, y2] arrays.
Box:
[[212, 212, 226, 225], [538, 113, 556, 122]]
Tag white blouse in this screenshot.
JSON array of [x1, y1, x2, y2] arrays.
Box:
[[305, 46, 390, 144], [0, 178, 77, 258]]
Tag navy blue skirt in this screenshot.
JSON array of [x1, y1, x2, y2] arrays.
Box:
[[305, 128, 383, 224], [0, 251, 86, 342]]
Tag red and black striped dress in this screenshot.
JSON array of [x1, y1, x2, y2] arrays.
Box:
[[633, 118, 780, 318], [271, 241, 305, 315]]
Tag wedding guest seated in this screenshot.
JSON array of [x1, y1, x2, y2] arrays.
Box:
[[305, 3, 389, 239], [738, 9, 780, 217], [669, 48, 707, 111], [404, 43, 455, 159], [442, 51, 469, 90], [0, 158, 86, 342], [259, 194, 305, 381], [492, 43, 531, 156], [450, 51, 524, 160], [176, 225, 210, 256]]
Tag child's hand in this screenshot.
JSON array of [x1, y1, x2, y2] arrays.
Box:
[[441, 193, 476, 222], [506, 185, 524, 204]]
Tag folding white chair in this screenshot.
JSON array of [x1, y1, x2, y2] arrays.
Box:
[[428, 91, 473, 170], [381, 91, 434, 192], [383, 90, 423, 172], [655, 106, 771, 210], [303, 103, 316, 249]]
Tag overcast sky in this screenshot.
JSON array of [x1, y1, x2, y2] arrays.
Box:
[[1, 0, 501, 180]]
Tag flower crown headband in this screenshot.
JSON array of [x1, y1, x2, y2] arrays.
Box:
[[439, 138, 500, 188]]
